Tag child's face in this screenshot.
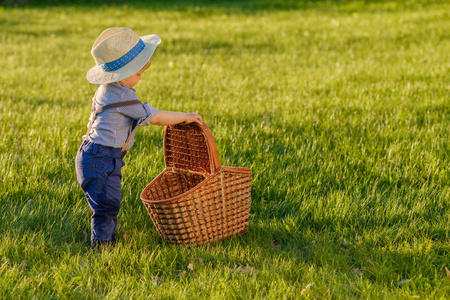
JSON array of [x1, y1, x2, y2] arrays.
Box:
[[120, 58, 152, 88]]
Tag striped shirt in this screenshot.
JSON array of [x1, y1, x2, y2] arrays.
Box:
[[84, 82, 159, 151]]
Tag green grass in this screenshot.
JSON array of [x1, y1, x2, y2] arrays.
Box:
[[1, 0, 449, 298]]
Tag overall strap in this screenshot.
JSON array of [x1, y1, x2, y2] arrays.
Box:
[[95, 100, 142, 114], [121, 118, 139, 156], [85, 98, 142, 156]]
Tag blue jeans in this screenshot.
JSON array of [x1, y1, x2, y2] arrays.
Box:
[[75, 140, 125, 248]]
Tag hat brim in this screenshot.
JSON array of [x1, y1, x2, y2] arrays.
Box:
[[86, 34, 161, 85]]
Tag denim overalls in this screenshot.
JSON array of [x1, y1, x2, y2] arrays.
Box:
[[76, 140, 124, 247]]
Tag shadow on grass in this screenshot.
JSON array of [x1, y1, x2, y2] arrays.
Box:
[[1, 0, 437, 13], [0, 0, 348, 9]]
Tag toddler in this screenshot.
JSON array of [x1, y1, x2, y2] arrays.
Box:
[[75, 27, 202, 248]]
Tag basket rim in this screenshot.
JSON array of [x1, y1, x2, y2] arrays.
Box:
[[140, 166, 252, 205], [163, 122, 221, 175]]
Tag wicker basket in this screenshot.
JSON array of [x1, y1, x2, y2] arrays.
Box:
[[140, 122, 252, 245]]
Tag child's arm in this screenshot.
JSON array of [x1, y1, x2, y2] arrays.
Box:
[[150, 111, 203, 126]]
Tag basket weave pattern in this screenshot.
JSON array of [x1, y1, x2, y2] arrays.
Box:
[[141, 123, 252, 245]]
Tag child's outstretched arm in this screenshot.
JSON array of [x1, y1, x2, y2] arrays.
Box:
[[150, 111, 203, 126]]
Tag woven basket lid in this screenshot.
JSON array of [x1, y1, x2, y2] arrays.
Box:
[[164, 122, 221, 175]]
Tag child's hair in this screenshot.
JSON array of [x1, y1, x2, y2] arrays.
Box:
[[139, 59, 152, 73]]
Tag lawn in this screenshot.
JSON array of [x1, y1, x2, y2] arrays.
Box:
[[0, 0, 449, 298]]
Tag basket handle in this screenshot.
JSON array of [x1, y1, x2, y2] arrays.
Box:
[[198, 122, 221, 173]]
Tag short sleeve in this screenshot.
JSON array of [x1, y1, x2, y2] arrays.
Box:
[[136, 102, 159, 126]]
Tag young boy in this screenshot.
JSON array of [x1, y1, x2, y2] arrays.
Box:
[[75, 27, 203, 248]]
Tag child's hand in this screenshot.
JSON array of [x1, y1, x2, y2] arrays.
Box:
[[150, 111, 203, 126], [184, 112, 203, 125]]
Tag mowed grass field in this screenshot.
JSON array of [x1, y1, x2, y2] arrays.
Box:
[[1, 0, 449, 298]]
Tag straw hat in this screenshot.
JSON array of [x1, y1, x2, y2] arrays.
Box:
[[87, 27, 161, 84]]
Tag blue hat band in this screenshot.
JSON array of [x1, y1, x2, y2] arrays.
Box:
[[96, 39, 146, 72]]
